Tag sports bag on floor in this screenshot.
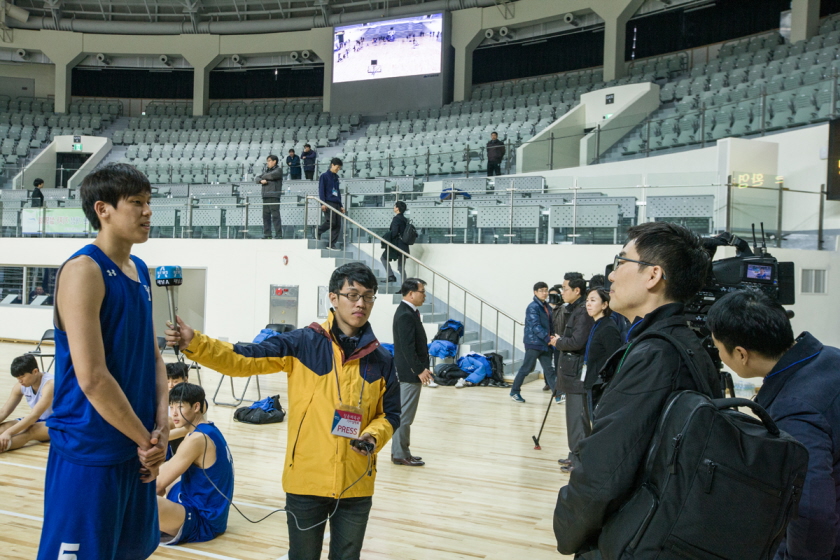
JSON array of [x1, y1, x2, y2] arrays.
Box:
[[598, 332, 809, 560], [234, 395, 286, 424]]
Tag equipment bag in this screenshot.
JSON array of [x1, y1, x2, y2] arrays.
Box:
[[598, 332, 809, 560], [401, 220, 418, 246], [433, 319, 464, 344], [234, 395, 286, 424]]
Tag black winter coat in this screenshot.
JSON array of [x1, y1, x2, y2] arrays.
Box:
[[486, 138, 506, 163], [555, 296, 595, 394], [392, 301, 429, 384], [382, 212, 409, 260], [583, 317, 622, 390], [256, 166, 283, 199], [553, 303, 721, 557]]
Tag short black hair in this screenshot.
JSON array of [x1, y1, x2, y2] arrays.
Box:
[[400, 277, 426, 296], [329, 262, 378, 294], [625, 222, 710, 303], [491, 131, 498, 136], [166, 361, 190, 380], [80, 163, 152, 230], [267, 155, 279, 164], [288, 149, 295, 154], [533, 281, 548, 292], [589, 274, 605, 290], [304, 143, 312, 148], [394, 200, 407, 213], [707, 290, 794, 359], [568, 276, 587, 295], [587, 287, 612, 318], [331, 157, 343, 167], [564, 272, 583, 281], [169, 382, 207, 414], [549, 285, 560, 294], [11, 354, 38, 377], [33, 178, 44, 187]]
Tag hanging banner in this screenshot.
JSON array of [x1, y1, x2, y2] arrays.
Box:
[[21, 208, 89, 235]]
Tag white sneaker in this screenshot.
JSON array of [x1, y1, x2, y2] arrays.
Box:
[[455, 378, 466, 388], [426, 380, 439, 388]]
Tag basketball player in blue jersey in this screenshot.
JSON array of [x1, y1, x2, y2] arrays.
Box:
[[0, 354, 54, 452], [37, 163, 170, 560], [157, 383, 234, 545]]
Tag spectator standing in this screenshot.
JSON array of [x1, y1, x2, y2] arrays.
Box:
[[286, 149, 302, 180], [486, 132, 506, 177], [549, 273, 583, 398], [391, 278, 432, 467], [554, 222, 721, 558], [581, 287, 622, 432], [546, 285, 563, 392], [553, 276, 594, 472], [509, 282, 555, 403], [256, 155, 283, 240], [317, 158, 344, 250], [381, 201, 409, 283], [31, 178, 44, 208], [301, 144, 318, 180], [708, 290, 840, 560]]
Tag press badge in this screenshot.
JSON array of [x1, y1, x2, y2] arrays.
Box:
[[332, 404, 362, 439], [580, 364, 587, 382]]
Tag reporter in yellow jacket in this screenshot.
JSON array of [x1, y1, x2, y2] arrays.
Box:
[[165, 263, 400, 560]]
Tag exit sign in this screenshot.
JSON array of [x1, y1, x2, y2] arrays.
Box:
[[72, 143, 83, 151]]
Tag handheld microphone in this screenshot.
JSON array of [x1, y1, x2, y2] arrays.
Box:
[[155, 266, 183, 355]]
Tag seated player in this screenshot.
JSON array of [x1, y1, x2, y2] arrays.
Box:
[[166, 362, 190, 454], [157, 382, 234, 545], [0, 354, 54, 452]]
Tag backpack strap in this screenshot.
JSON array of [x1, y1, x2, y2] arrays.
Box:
[[626, 330, 717, 399]]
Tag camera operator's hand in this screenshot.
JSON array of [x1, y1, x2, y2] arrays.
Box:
[[351, 433, 376, 456], [165, 316, 194, 349]]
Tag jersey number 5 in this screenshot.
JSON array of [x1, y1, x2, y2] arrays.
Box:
[[58, 543, 80, 560]]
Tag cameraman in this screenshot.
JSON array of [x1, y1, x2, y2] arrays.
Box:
[[553, 222, 721, 558], [708, 291, 840, 560]]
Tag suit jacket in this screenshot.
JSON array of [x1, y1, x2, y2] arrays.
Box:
[[392, 301, 429, 383]]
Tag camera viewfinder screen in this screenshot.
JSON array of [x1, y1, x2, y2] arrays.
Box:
[[746, 264, 773, 281], [333, 13, 443, 83]]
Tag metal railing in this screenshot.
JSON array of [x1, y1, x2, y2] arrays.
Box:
[[306, 195, 525, 373]]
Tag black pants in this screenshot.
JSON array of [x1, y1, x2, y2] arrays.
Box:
[[262, 197, 282, 238], [487, 161, 502, 176], [290, 173, 301, 181], [285, 493, 372, 560], [305, 170, 315, 180], [317, 201, 342, 248], [380, 253, 405, 279]]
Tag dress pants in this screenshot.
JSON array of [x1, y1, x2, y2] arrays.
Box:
[[565, 392, 591, 461], [262, 197, 282, 238], [380, 253, 405, 279], [390, 381, 421, 460], [487, 162, 502, 176], [317, 201, 342, 248]]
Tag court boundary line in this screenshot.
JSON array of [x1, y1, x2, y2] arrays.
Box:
[[0, 460, 46, 471]]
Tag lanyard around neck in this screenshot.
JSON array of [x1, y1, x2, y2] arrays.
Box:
[[331, 332, 366, 408]]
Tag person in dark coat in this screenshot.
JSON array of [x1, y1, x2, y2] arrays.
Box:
[[316, 158, 344, 250], [286, 149, 301, 180], [486, 132, 506, 176], [31, 178, 44, 208], [509, 282, 554, 403], [581, 287, 622, 433], [708, 290, 840, 560], [255, 155, 283, 239], [391, 278, 433, 467], [301, 144, 317, 180], [554, 222, 721, 559], [553, 275, 594, 472], [380, 201, 409, 283]]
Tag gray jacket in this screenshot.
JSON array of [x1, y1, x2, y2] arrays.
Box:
[[256, 166, 283, 199]]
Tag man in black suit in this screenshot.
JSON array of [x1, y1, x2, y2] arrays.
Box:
[[391, 278, 432, 467]]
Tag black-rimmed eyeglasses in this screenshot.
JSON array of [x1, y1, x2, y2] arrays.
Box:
[[337, 292, 377, 303], [613, 255, 667, 280]]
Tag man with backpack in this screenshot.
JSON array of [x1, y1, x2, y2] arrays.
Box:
[[554, 222, 722, 558], [381, 201, 411, 283], [708, 291, 840, 560]]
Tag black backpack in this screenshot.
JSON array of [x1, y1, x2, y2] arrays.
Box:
[[234, 395, 286, 424], [401, 220, 418, 246], [433, 363, 468, 385], [433, 319, 464, 344], [483, 352, 510, 386], [598, 332, 809, 560]]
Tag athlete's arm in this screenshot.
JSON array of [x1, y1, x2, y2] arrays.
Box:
[[155, 432, 208, 496], [0, 385, 23, 423], [139, 343, 170, 472], [1, 380, 52, 438], [57, 257, 152, 450]]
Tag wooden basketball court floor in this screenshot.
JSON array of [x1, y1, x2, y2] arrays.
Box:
[[0, 341, 575, 560]]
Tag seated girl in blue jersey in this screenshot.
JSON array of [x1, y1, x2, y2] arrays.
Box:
[[158, 383, 235, 545], [166, 362, 190, 457], [0, 354, 54, 452]]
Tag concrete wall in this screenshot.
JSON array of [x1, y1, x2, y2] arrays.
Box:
[[0, 62, 55, 98], [12, 135, 111, 190]]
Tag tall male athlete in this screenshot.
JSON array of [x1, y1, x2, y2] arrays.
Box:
[[37, 163, 169, 560]]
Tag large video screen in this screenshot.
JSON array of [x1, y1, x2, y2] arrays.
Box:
[[332, 13, 443, 84]]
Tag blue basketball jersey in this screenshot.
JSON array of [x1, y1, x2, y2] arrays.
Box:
[[168, 422, 234, 535], [48, 244, 158, 466]]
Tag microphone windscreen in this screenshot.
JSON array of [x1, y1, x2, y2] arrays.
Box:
[[155, 266, 183, 287]]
